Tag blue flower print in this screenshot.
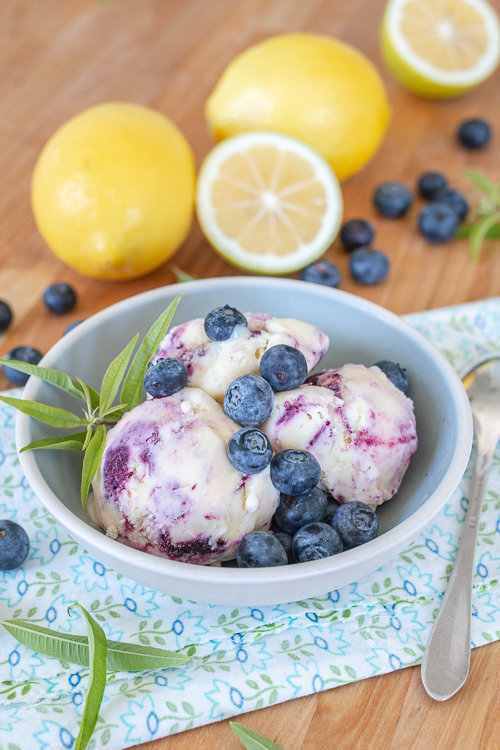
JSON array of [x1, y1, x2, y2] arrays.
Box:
[[231, 636, 273, 676], [0, 568, 28, 608], [0, 704, 21, 732], [475, 550, 500, 580], [472, 591, 500, 623], [423, 525, 457, 561], [170, 610, 209, 649], [21, 475, 35, 502], [45, 594, 82, 633], [308, 625, 350, 656], [34, 720, 75, 749], [206, 679, 247, 721], [121, 694, 161, 745], [396, 564, 438, 600], [0, 502, 16, 521], [444, 485, 471, 525], [29, 527, 61, 566], [120, 583, 159, 618], [286, 658, 328, 698], [0, 404, 15, 430], [366, 647, 404, 676], [379, 604, 426, 645], [71, 555, 109, 592], [152, 669, 192, 692], [7, 645, 44, 682]]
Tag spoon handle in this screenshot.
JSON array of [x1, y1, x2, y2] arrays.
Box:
[[421, 426, 497, 701]]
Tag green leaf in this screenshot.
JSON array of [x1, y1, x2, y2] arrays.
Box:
[[470, 213, 500, 262], [456, 223, 500, 239], [71, 604, 107, 750], [0, 620, 189, 671], [20, 432, 87, 453], [0, 360, 99, 408], [230, 723, 284, 750], [0, 395, 88, 429], [76, 377, 93, 416], [464, 170, 500, 201], [81, 425, 106, 507], [99, 334, 139, 417], [170, 264, 198, 283], [120, 295, 182, 411]]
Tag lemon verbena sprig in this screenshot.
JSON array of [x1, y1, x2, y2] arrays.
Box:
[[0, 294, 182, 508], [456, 171, 500, 262]]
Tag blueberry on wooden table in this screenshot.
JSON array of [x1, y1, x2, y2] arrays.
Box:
[[274, 486, 328, 534], [457, 119, 491, 150], [227, 427, 273, 474], [373, 360, 409, 394], [43, 282, 77, 314], [224, 374, 274, 427], [270, 449, 321, 496], [144, 358, 188, 398], [0, 520, 30, 570], [330, 501, 379, 549], [349, 247, 390, 285], [260, 344, 308, 391], [237, 531, 288, 568], [292, 522, 343, 562], [0, 301, 13, 333], [374, 181, 413, 218], [418, 172, 447, 200], [340, 219, 375, 251], [204, 305, 247, 341], [433, 188, 469, 222], [300, 260, 341, 288], [2, 346, 43, 386], [418, 203, 458, 244]]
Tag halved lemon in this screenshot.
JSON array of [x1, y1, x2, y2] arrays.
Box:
[[196, 131, 343, 275], [381, 0, 500, 98]]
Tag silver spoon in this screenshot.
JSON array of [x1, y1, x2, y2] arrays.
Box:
[[421, 354, 500, 701]]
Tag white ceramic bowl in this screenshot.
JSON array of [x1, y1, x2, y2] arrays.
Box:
[[17, 277, 472, 606]]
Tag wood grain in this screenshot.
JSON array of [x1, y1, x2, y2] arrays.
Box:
[[1, 0, 500, 748]]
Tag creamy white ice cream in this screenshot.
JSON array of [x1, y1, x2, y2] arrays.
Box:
[[153, 312, 329, 402], [92, 388, 280, 564], [262, 364, 418, 506]]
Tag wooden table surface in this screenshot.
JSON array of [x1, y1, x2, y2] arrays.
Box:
[[2, 0, 500, 747]]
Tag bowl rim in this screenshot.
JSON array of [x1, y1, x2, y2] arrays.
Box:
[[17, 276, 473, 588]]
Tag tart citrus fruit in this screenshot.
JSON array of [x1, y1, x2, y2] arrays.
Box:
[[196, 131, 343, 275]]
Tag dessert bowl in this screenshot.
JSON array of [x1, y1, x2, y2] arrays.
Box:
[[17, 277, 472, 606]]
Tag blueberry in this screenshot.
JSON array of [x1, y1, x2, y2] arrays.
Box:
[[374, 181, 413, 218], [292, 522, 343, 563], [340, 219, 375, 252], [349, 247, 390, 285], [260, 345, 308, 392], [373, 360, 409, 394], [227, 427, 273, 474], [273, 531, 294, 563], [2, 346, 43, 386], [224, 374, 274, 427], [204, 305, 248, 341], [433, 188, 469, 222], [418, 172, 447, 200], [457, 119, 491, 150], [274, 486, 328, 534], [330, 501, 379, 548], [300, 260, 341, 288], [0, 520, 30, 570], [270, 449, 321, 496], [418, 202, 459, 243], [237, 531, 288, 568], [43, 283, 77, 315], [64, 320, 84, 335], [144, 358, 188, 398], [0, 301, 13, 333]]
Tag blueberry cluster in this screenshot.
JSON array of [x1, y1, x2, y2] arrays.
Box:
[[417, 173, 469, 244]]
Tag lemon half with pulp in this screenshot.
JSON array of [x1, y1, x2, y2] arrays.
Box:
[[381, 0, 500, 97], [196, 131, 343, 275]]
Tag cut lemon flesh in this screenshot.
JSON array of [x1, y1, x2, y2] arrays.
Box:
[[381, 0, 500, 97], [196, 132, 343, 275]]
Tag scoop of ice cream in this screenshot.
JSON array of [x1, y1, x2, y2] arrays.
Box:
[[92, 388, 279, 564], [262, 364, 418, 506], [153, 313, 329, 402]]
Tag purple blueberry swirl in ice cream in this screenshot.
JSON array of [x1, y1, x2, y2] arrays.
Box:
[[92, 388, 280, 564], [262, 364, 418, 506], [152, 313, 329, 403]]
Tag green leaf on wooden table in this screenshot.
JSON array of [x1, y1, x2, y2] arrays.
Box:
[[0, 620, 189, 671], [230, 722, 285, 750], [463, 170, 500, 202], [0, 395, 89, 429], [98, 334, 139, 417], [470, 213, 500, 262], [70, 604, 107, 750], [20, 432, 87, 453], [170, 264, 199, 283], [81, 424, 106, 507], [456, 223, 500, 239], [120, 295, 182, 411], [0, 359, 99, 408]]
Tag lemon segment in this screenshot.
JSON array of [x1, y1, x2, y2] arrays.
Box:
[[196, 132, 343, 275], [31, 103, 196, 280], [381, 0, 500, 98], [205, 33, 390, 181]]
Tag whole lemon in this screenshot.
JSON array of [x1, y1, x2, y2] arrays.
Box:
[[32, 102, 196, 280], [206, 33, 391, 181]]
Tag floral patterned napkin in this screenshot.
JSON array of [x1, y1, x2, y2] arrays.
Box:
[[1, 296, 500, 750]]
